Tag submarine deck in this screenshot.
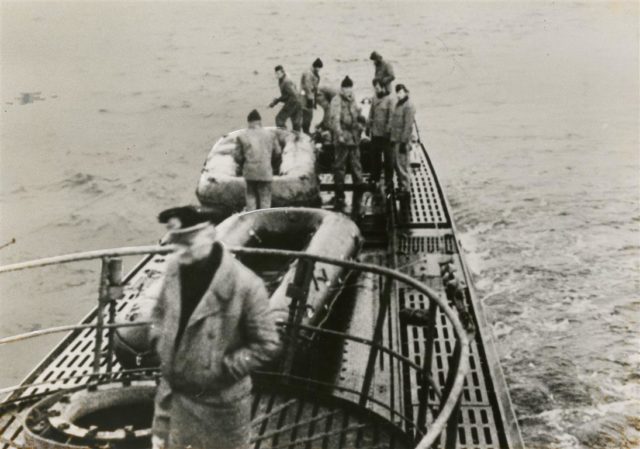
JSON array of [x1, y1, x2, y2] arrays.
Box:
[[0, 141, 523, 449]]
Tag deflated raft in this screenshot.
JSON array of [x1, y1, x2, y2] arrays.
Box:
[[195, 128, 321, 216], [114, 208, 361, 369]]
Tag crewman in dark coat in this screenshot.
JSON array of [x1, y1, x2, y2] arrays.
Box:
[[329, 76, 366, 209], [269, 65, 302, 132], [234, 109, 282, 211], [389, 84, 416, 196], [300, 58, 323, 134], [367, 79, 395, 188], [151, 206, 282, 449], [370, 51, 395, 94]]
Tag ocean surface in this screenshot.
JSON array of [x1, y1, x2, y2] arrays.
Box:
[[1, 1, 638, 448]]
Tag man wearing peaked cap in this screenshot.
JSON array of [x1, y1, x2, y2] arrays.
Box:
[[328, 75, 366, 209], [233, 109, 282, 211], [150, 203, 281, 449], [300, 57, 324, 134], [370, 51, 395, 94]]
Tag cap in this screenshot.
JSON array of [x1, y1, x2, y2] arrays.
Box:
[[158, 206, 216, 228], [395, 83, 409, 93], [341, 76, 354, 88], [312, 58, 323, 68], [247, 109, 261, 122]]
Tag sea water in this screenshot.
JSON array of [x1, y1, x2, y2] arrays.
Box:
[[1, 2, 638, 447]]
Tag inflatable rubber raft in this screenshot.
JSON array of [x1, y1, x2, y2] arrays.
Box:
[[114, 208, 361, 369], [196, 128, 321, 216]]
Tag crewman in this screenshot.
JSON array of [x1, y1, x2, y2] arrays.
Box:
[[269, 65, 303, 132], [300, 58, 323, 134], [234, 109, 282, 211], [329, 76, 366, 209], [367, 79, 395, 188], [315, 85, 338, 131], [151, 206, 281, 449], [389, 84, 416, 197], [370, 51, 395, 94]]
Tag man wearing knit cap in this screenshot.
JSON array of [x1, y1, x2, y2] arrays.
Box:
[[234, 109, 282, 211], [389, 84, 416, 196], [370, 51, 395, 94], [269, 65, 303, 132], [300, 58, 323, 134], [329, 75, 366, 209], [151, 205, 281, 449]]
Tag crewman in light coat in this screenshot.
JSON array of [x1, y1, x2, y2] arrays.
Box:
[[370, 51, 396, 94], [316, 85, 338, 131], [269, 65, 303, 132], [389, 84, 416, 196], [367, 79, 395, 188], [234, 109, 282, 211], [300, 58, 323, 134], [329, 76, 366, 209], [151, 206, 282, 449]]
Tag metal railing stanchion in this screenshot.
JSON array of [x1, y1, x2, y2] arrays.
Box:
[[282, 258, 315, 376], [359, 277, 392, 407], [416, 302, 439, 438], [93, 258, 110, 375], [442, 340, 463, 449], [105, 258, 123, 373]]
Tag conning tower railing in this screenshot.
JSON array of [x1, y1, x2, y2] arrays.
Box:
[[0, 245, 474, 449]]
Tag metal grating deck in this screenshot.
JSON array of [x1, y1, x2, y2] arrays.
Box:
[[250, 389, 409, 449], [1, 138, 523, 449], [399, 286, 503, 449], [0, 254, 170, 449], [393, 142, 521, 448], [405, 147, 449, 227]]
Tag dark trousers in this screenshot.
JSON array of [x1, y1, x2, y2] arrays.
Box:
[[370, 136, 393, 185], [276, 103, 302, 132], [301, 108, 313, 134], [245, 180, 272, 211], [333, 144, 363, 201]]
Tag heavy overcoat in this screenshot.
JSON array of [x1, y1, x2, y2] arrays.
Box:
[[373, 59, 395, 89], [234, 126, 282, 181], [368, 93, 395, 138], [329, 92, 363, 146], [151, 237, 281, 449], [389, 98, 416, 144], [300, 68, 320, 108]]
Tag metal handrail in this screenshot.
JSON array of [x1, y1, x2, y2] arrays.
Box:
[[0, 322, 150, 346], [0, 245, 174, 274], [0, 245, 472, 449]]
